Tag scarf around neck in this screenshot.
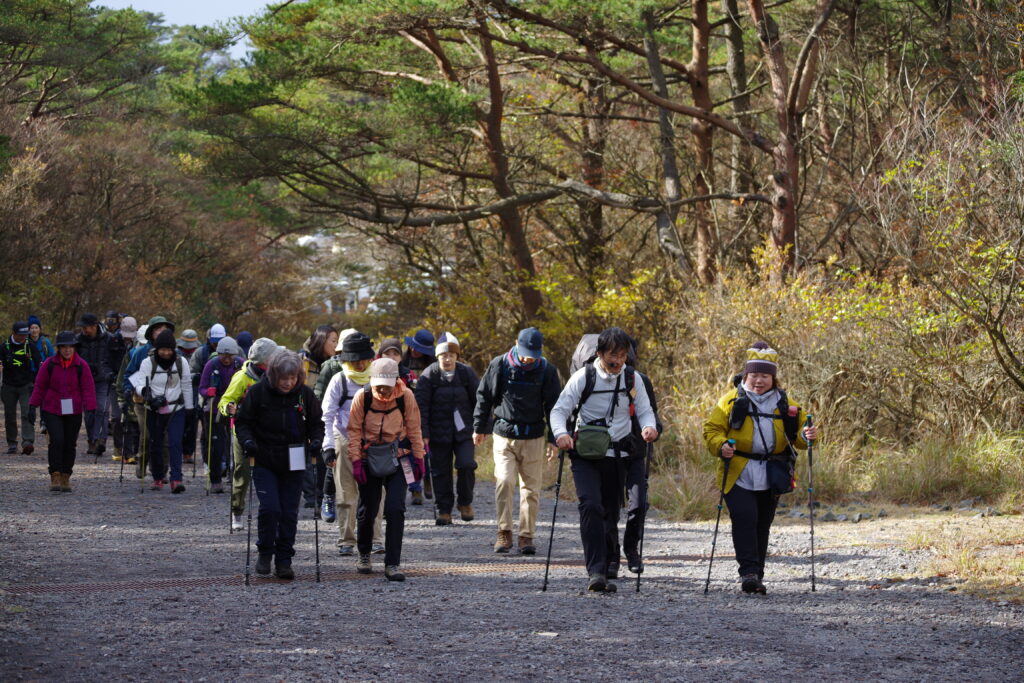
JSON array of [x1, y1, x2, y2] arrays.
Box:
[[343, 362, 371, 385]]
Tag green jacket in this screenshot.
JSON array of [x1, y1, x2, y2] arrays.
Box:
[[218, 360, 260, 419], [314, 356, 344, 402], [703, 386, 809, 494]]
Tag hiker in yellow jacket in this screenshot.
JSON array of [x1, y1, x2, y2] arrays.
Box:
[[220, 337, 281, 531], [703, 342, 818, 595]]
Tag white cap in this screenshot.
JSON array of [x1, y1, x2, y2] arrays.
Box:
[[209, 323, 227, 340]]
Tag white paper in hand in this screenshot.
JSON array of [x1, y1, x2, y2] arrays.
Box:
[[60, 398, 74, 415], [453, 409, 466, 432], [289, 445, 306, 471]]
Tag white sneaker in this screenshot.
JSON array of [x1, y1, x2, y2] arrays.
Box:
[[231, 513, 244, 531]]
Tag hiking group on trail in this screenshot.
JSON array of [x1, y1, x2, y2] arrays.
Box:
[[3, 313, 820, 594]]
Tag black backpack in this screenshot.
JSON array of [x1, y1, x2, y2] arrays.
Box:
[[728, 374, 799, 449]]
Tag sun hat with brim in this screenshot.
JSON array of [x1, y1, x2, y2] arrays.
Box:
[[144, 316, 175, 342], [369, 358, 400, 386], [404, 329, 435, 356], [177, 329, 202, 350], [54, 331, 79, 347], [337, 333, 375, 362], [120, 316, 138, 340]]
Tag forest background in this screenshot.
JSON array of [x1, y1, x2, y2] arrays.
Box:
[[3, 0, 1024, 518]]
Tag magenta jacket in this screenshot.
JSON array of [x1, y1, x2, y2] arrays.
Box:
[[29, 354, 97, 415]]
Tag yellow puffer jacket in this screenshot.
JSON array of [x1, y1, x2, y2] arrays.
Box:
[[218, 360, 260, 418], [703, 387, 809, 494]]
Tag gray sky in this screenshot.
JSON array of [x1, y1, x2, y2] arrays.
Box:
[[96, 0, 276, 58]]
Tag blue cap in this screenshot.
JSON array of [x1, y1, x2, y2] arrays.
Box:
[[516, 327, 543, 359]]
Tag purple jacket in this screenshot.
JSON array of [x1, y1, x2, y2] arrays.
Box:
[[199, 355, 242, 406], [29, 354, 97, 415]]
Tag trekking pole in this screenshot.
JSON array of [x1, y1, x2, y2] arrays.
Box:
[[704, 439, 735, 594], [541, 449, 566, 592], [244, 456, 255, 586], [426, 447, 437, 523], [228, 414, 236, 535], [139, 382, 149, 494], [191, 403, 198, 479], [118, 411, 126, 485], [205, 400, 215, 495], [806, 415, 816, 592], [313, 455, 321, 584], [636, 441, 653, 593]]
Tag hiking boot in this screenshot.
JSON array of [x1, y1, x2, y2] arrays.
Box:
[[112, 454, 122, 462], [606, 559, 620, 580], [741, 574, 762, 594], [275, 563, 295, 580], [435, 513, 453, 526], [338, 545, 354, 556], [423, 477, 433, 500], [183, 454, 194, 464], [494, 530, 513, 553], [59, 473, 72, 493], [124, 456, 137, 465], [211, 482, 225, 494], [320, 496, 336, 523], [6, 444, 18, 454], [371, 543, 385, 555], [49, 472, 61, 492], [626, 551, 643, 575], [384, 565, 405, 582], [231, 513, 244, 531], [588, 574, 608, 592], [21, 444, 33, 455], [255, 555, 272, 576], [518, 536, 536, 556], [150, 479, 165, 491], [94, 443, 105, 457], [170, 480, 185, 494], [411, 490, 423, 506], [85, 440, 96, 455], [356, 554, 372, 574], [457, 504, 475, 522]]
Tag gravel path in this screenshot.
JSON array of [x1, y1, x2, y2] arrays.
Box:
[[2, 441, 1023, 682]]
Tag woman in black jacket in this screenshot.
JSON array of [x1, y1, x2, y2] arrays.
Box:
[[414, 333, 479, 526], [236, 349, 324, 580]]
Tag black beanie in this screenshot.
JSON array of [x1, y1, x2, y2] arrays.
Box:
[[154, 328, 177, 351]]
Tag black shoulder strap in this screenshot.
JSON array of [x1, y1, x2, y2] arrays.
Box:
[[338, 376, 350, 407]]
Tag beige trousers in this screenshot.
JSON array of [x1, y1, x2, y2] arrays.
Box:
[[332, 428, 382, 546], [492, 435, 545, 539]]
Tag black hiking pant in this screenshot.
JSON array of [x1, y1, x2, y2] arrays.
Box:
[[429, 439, 476, 514], [570, 456, 623, 578], [253, 465, 304, 564], [724, 484, 779, 578], [357, 468, 407, 567], [42, 411, 82, 475], [620, 454, 647, 561]]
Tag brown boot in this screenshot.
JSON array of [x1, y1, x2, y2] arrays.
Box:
[[49, 472, 61, 492], [457, 505, 475, 522], [494, 530, 513, 553], [59, 473, 72, 493], [518, 535, 537, 556]]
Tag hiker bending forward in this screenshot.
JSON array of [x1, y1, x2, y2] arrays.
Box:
[[346, 358, 425, 581], [550, 328, 658, 593], [702, 342, 818, 595], [235, 349, 324, 580]]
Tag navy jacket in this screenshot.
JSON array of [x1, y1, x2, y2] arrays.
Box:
[[414, 361, 479, 444]]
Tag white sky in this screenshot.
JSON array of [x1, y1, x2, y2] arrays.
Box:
[[95, 0, 278, 59]]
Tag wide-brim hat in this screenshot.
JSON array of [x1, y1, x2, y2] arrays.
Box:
[[404, 329, 435, 356], [337, 332, 375, 362], [145, 316, 175, 342], [177, 329, 202, 350], [54, 331, 79, 347]]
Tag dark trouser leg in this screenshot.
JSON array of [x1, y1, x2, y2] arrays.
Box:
[[453, 438, 477, 507], [109, 386, 123, 453], [303, 462, 317, 506], [145, 411, 167, 480], [725, 485, 778, 577], [381, 469, 407, 566], [315, 458, 327, 503], [571, 457, 618, 577], [182, 405, 197, 458], [165, 410, 185, 481], [622, 455, 646, 557], [274, 469, 305, 564], [17, 383, 35, 445], [60, 413, 82, 474], [429, 442, 455, 514], [2, 384, 20, 446], [356, 474, 384, 556], [88, 380, 109, 444], [208, 416, 225, 483], [252, 465, 281, 557], [323, 464, 336, 499], [122, 420, 139, 458], [43, 411, 64, 474]]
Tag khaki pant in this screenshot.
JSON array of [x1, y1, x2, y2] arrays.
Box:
[[332, 428, 382, 547], [492, 435, 545, 539]]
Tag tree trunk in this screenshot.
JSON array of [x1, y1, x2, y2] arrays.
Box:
[[688, 0, 718, 284]]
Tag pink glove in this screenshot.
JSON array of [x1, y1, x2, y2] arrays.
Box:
[[204, 387, 217, 397], [411, 457, 425, 482], [352, 458, 367, 485]]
